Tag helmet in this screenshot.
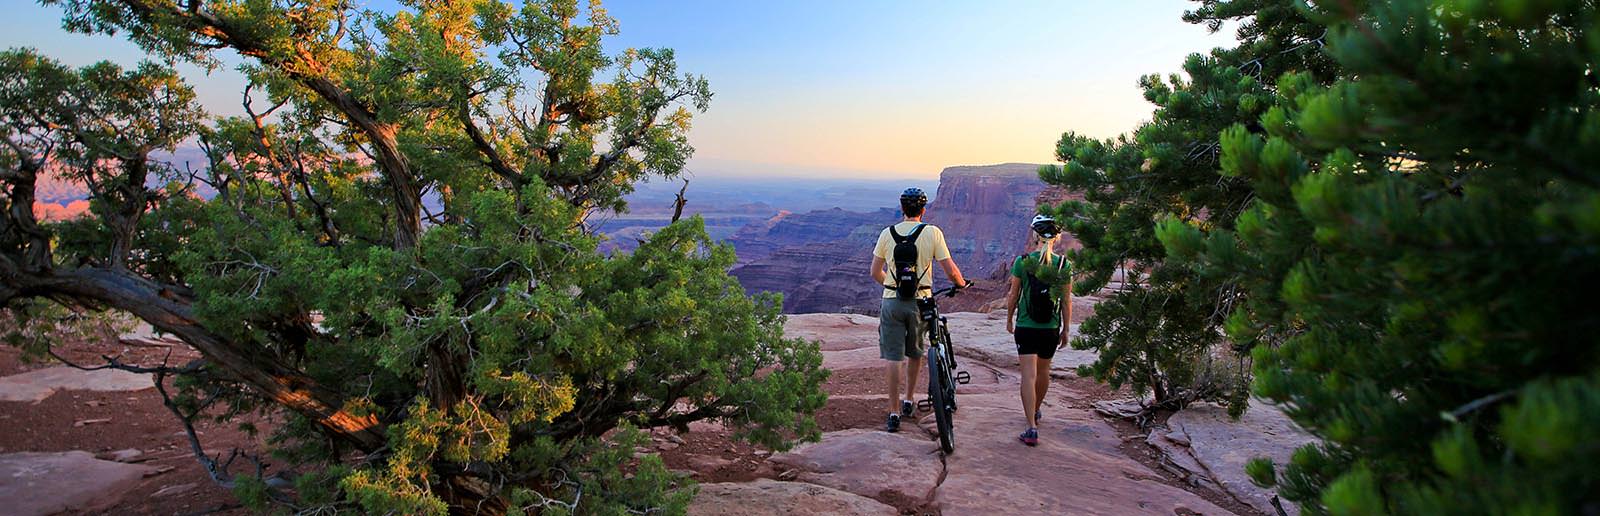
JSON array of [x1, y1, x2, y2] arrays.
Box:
[[1030, 214, 1059, 239], [900, 187, 928, 207]]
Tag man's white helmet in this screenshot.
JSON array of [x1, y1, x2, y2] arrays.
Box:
[[1031, 214, 1059, 239]]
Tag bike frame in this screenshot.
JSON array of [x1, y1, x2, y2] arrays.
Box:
[[917, 284, 972, 454]]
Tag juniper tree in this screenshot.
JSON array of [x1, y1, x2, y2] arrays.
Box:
[[1157, 1, 1600, 513], [0, 1, 827, 514], [1045, 0, 1335, 416]]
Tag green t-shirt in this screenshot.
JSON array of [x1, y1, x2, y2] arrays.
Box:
[[1010, 252, 1070, 329]]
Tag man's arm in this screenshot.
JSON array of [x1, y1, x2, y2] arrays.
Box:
[[870, 230, 891, 287], [938, 258, 967, 288]]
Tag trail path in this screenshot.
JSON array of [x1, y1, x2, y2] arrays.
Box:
[[690, 313, 1246, 516]]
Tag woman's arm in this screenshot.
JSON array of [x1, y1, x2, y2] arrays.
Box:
[[1058, 274, 1073, 349], [1006, 275, 1021, 334]]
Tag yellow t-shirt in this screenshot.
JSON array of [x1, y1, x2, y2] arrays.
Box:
[[873, 221, 952, 299]]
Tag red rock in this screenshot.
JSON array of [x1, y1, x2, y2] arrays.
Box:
[[770, 428, 941, 504], [687, 479, 897, 516], [0, 367, 153, 403], [1164, 400, 1315, 516], [934, 389, 1236, 516], [0, 451, 155, 515], [783, 313, 880, 351]]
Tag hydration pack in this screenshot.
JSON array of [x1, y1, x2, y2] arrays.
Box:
[[1025, 255, 1066, 324], [889, 224, 927, 300]]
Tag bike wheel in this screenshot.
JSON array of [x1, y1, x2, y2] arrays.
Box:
[[942, 324, 958, 412], [928, 347, 955, 454]]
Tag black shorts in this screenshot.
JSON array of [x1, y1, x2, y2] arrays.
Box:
[[1015, 326, 1059, 360]]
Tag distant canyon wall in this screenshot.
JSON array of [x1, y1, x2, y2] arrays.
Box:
[[730, 163, 1079, 314]]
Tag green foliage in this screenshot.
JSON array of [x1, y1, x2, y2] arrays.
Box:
[[1044, 6, 1326, 412], [1016, 253, 1072, 298], [1090, 0, 1600, 513], [2, 1, 825, 514]]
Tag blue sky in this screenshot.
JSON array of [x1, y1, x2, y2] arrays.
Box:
[[1, 1, 1238, 179]]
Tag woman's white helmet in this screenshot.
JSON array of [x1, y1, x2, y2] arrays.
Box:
[[1030, 214, 1059, 239]]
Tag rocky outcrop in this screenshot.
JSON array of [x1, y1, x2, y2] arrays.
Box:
[[0, 451, 156, 515], [0, 367, 152, 403], [687, 479, 898, 515], [1151, 400, 1316, 515], [732, 163, 1074, 314], [769, 429, 941, 506]]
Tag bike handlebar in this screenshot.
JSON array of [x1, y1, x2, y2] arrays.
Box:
[[931, 281, 976, 299]]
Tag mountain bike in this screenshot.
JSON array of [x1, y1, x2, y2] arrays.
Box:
[[916, 282, 973, 454]]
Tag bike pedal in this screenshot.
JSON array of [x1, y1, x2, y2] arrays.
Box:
[[917, 399, 934, 411], [955, 371, 971, 385]]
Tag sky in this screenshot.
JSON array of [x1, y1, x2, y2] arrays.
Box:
[[1, 1, 1239, 180]]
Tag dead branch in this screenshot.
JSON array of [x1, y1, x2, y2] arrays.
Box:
[[669, 179, 689, 223]]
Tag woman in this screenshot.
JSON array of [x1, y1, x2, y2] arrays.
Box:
[[1006, 214, 1071, 446]]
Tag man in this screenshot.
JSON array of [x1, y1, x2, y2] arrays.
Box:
[[870, 187, 968, 433]]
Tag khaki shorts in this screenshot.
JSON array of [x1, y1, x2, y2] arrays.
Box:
[[878, 297, 926, 361]]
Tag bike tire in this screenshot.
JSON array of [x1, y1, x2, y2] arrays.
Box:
[[942, 324, 958, 412], [929, 347, 955, 454]]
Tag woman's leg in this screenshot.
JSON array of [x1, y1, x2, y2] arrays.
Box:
[[1033, 357, 1053, 417], [1018, 353, 1039, 428]]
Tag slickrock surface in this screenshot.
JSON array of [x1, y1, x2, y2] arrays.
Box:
[[0, 451, 155, 515], [1156, 400, 1316, 515], [770, 429, 942, 506], [687, 479, 899, 515], [710, 313, 1246, 515], [0, 366, 152, 403], [933, 387, 1233, 516], [940, 312, 1096, 372]]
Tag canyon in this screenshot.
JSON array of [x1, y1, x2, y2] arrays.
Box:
[[30, 156, 1069, 314], [729, 163, 1077, 314]]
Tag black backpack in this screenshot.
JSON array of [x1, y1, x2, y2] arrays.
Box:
[[889, 224, 927, 300], [1024, 255, 1066, 323]]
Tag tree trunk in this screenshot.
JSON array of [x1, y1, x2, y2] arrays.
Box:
[[2, 266, 386, 450]]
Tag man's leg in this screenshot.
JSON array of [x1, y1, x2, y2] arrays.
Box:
[[886, 359, 903, 414], [904, 355, 922, 405], [880, 298, 909, 427], [903, 301, 926, 409]]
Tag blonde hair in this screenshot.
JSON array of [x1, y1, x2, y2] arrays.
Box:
[[1030, 230, 1061, 266]]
